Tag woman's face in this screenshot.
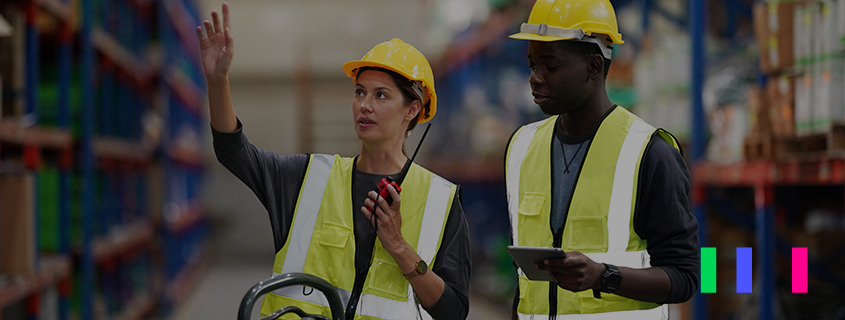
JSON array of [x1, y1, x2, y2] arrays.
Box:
[[352, 69, 419, 145]]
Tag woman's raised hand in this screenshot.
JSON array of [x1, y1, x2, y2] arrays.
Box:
[[196, 3, 234, 81]]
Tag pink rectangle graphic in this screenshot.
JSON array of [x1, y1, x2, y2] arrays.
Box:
[[792, 247, 808, 293]]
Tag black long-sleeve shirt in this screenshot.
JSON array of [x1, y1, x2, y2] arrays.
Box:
[[212, 122, 471, 320]]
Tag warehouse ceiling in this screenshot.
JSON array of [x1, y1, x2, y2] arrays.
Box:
[[195, 0, 452, 80]]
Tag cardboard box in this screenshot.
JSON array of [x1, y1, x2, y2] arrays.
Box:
[[767, 75, 795, 138], [755, 2, 797, 74], [748, 86, 771, 137], [0, 172, 36, 274]]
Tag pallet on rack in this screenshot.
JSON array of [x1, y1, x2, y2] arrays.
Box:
[[775, 122, 845, 160], [743, 134, 776, 161]]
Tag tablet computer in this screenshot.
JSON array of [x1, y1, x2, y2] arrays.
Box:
[[506, 246, 567, 282]]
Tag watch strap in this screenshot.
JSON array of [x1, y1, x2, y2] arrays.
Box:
[[404, 260, 427, 280]]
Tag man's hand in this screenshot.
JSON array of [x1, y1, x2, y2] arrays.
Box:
[[536, 251, 606, 292]]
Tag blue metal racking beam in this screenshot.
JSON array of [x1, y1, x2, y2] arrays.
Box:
[[755, 185, 775, 320], [690, 0, 707, 319], [57, 4, 72, 319], [81, 0, 96, 318]]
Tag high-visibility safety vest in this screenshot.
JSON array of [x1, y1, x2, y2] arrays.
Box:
[[505, 107, 679, 320], [260, 154, 457, 320]]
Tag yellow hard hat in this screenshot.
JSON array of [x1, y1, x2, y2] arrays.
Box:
[[342, 38, 437, 123], [509, 0, 624, 59]]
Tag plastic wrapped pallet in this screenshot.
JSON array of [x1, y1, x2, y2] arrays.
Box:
[[795, 4, 815, 136], [812, 1, 842, 133]]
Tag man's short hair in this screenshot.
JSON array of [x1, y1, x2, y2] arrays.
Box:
[[556, 40, 612, 77]]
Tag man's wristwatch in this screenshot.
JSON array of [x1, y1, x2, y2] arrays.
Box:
[[403, 260, 428, 280], [599, 263, 622, 293]]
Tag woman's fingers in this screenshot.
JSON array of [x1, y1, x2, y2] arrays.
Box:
[[375, 194, 393, 214], [386, 185, 400, 208], [203, 20, 214, 36], [225, 27, 233, 48], [212, 11, 222, 35], [361, 205, 372, 219], [195, 26, 205, 40], [223, 2, 231, 31]]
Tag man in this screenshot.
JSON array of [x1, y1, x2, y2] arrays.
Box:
[[504, 0, 700, 319]]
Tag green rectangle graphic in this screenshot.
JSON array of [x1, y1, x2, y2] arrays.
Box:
[[701, 247, 717, 293]]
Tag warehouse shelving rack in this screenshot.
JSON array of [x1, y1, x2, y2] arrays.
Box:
[[0, 0, 208, 319], [687, 0, 845, 319]]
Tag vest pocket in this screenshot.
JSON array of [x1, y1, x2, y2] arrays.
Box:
[[311, 222, 352, 283], [318, 222, 351, 248], [565, 216, 607, 251], [518, 192, 545, 217], [365, 257, 409, 302], [518, 193, 546, 246]]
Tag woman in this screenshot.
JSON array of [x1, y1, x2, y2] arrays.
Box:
[[196, 4, 470, 320]]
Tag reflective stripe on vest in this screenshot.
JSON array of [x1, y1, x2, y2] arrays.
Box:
[[506, 120, 544, 249], [263, 154, 454, 320], [506, 108, 676, 318], [281, 154, 334, 275]]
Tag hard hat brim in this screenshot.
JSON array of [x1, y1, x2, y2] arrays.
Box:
[[509, 32, 625, 44], [343, 60, 408, 82], [508, 32, 578, 42]]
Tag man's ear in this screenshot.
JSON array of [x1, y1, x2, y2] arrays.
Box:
[[406, 100, 422, 121], [588, 54, 604, 80]]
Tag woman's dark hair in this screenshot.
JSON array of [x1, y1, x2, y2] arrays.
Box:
[[356, 66, 429, 133]]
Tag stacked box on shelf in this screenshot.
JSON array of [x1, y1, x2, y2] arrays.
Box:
[[753, 1, 798, 143], [768, 75, 795, 138], [743, 86, 776, 160], [757, 1, 797, 75], [0, 170, 36, 274]]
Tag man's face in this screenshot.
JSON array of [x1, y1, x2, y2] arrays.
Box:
[[526, 41, 592, 115]]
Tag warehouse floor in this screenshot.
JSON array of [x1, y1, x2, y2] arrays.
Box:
[[171, 251, 512, 320]]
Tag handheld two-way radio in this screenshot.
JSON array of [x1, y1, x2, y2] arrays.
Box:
[[371, 123, 432, 226]]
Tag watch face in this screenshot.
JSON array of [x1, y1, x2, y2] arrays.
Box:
[[601, 264, 621, 293], [416, 260, 427, 274]]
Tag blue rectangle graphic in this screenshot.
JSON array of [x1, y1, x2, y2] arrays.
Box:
[[737, 247, 752, 293]]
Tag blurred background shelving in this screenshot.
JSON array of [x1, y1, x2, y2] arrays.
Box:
[[0, 0, 207, 319]]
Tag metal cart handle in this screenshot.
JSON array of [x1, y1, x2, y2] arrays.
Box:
[[238, 272, 345, 320]]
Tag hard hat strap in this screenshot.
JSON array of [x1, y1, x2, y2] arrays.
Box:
[[410, 81, 427, 105], [519, 23, 614, 60]]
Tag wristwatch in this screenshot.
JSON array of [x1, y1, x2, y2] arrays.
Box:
[[599, 263, 621, 293], [404, 260, 428, 280]]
